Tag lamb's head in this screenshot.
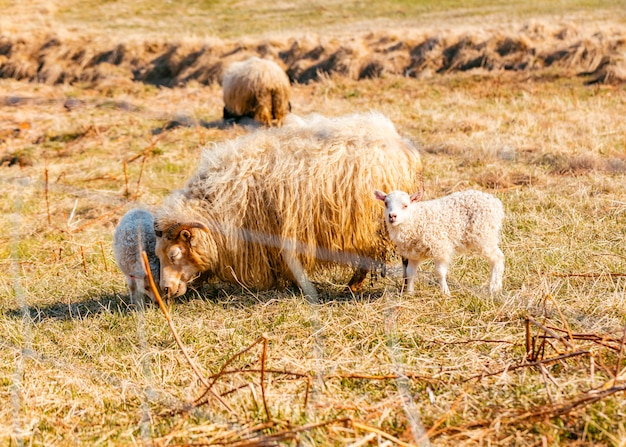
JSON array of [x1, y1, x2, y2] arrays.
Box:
[[374, 190, 422, 226], [154, 221, 213, 298], [128, 267, 159, 303]]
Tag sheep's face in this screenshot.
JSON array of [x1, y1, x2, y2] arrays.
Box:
[[375, 190, 421, 227], [155, 222, 210, 298]]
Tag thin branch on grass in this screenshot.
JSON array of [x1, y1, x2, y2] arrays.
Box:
[[461, 350, 591, 383], [612, 325, 626, 388], [260, 335, 271, 422], [525, 317, 532, 359], [122, 160, 129, 197], [80, 246, 87, 274], [193, 335, 267, 407], [509, 383, 626, 422], [352, 421, 416, 447], [166, 418, 352, 447], [134, 153, 147, 199], [546, 294, 576, 349], [99, 241, 108, 272], [422, 338, 515, 346], [550, 272, 626, 278], [331, 372, 439, 383], [207, 368, 309, 380], [44, 167, 51, 225], [430, 384, 626, 439], [527, 316, 573, 351], [141, 251, 235, 416]]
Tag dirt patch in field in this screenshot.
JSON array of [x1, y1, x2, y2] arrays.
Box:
[[1, 21, 625, 87]]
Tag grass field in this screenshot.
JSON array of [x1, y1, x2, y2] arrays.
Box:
[[2, 1, 626, 446]]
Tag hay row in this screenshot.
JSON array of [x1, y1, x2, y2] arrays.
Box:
[[1, 21, 625, 87]]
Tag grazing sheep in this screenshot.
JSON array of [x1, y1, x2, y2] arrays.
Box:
[[154, 112, 422, 297], [374, 189, 505, 295], [222, 57, 291, 126], [113, 208, 160, 303]]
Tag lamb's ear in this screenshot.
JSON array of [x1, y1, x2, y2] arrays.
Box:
[[410, 190, 423, 202], [374, 190, 387, 201]]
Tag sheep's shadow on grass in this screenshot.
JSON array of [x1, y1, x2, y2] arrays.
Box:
[[6, 293, 140, 323], [175, 274, 391, 308], [151, 115, 260, 135]]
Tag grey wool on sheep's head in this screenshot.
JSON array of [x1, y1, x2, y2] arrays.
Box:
[[154, 111, 423, 298], [222, 56, 291, 127]]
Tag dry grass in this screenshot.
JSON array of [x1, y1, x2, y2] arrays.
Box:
[[2, 2, 626, 446]]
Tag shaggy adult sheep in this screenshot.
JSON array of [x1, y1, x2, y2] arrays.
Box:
[[374, 189, 505, 295], [113, 208, 160, 303], [222, 56, 291, 127], [154, 112, 422, 297]]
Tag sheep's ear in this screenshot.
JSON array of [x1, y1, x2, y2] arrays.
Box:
[[410, 191, 423, 202], [180, 229, 192, 241], [154, 223, 163, 238], [374, 190, 387, 201]]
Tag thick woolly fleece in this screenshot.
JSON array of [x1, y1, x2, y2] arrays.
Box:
[[379, 189, 505, 294], [154, 111, 423, 292], [113, 208, 160, 298], [222, 57, 291, 126]]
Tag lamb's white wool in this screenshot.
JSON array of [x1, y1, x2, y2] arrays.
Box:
[[222, 57, 291, 126], [375, 189, 505, 295], [113, 208, 160, 303]]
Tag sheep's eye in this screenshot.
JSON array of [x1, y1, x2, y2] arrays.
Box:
[[402, 204, 408, 209], [169, 248, 182, 262]]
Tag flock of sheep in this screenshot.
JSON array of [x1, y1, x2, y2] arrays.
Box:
[[113, 56, 505, 303]]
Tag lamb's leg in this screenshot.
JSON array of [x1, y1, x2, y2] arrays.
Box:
[[128, 277, 144, 307], [404, 258, 421, 293], [485, 246, 505, 294], [402, 258, 408, 285], [434, 259, 450, 296]]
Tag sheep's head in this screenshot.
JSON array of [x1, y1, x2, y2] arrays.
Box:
[[154, 221, 212, 298], [374, 190, 422, 226]]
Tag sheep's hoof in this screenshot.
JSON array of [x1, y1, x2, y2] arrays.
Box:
[[347, 268, 368, 293]]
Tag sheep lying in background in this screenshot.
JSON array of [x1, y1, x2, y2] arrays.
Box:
[[113, 208, 160, 303], [154, 112, 423, 298], [374, 189, 505, 295], [222, 57, 291, 127]]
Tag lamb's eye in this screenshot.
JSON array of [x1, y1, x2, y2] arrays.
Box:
[[402, 204, 408, 209]]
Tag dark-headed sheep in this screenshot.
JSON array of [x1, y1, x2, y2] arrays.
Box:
[[222, 57, 291, 127], [154, 112, 422, 297]]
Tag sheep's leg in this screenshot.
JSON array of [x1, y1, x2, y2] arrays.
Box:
[[434, 259, 450, 296], [347, 267, 368, 292], [486, 246, 505, 294], [404, 258, 421, 293]]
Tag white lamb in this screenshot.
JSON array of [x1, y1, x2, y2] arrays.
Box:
[[374, 189, 505, 295], [113, 208, 160, 303]]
